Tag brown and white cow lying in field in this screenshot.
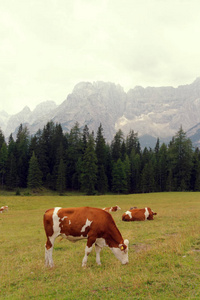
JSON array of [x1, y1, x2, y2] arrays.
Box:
[[122, 207, 157, 221], [102, 205, 121, 212], [0, 206, 8, 213], [43, 207, 129, 267]]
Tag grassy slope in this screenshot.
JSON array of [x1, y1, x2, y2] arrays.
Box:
[[0, 192, 200, 299]]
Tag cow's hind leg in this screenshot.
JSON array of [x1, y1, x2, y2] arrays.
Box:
[[45, 237, 55, 268], [95, 238, 106, 265], [95, 244, 102, 265]]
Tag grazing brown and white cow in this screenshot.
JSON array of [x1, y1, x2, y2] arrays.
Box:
[[0, 206, 8, 213], [102, 205, 121, 212], [122, 207, 157, 221], [43, 206, 129, 267]]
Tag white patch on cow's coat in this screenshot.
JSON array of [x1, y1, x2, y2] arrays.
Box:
[[49, 207, 62, 245], [125, 210, 132, 219], [144, 207, 149, 220], [81, 218, 93, 232], [61, 215, 71, 225]]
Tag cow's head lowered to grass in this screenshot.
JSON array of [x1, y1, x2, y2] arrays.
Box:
[[43, 206, 129, 267]]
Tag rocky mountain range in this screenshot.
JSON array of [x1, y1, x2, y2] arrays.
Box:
[[1, 78, 200, 148]]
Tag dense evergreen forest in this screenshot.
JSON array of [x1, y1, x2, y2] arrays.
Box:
[[0, 121, 199, 194]]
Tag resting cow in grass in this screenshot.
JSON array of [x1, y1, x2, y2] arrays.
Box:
[[102, 205, 121, 212], [43, 206, 129, 267], [0, 206, 8, 213], [122, 207, 157, 221]]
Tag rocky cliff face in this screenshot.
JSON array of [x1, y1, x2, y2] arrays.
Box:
[[116, 78, 200, 140], [51, 81, 126, 140], [1, 101, 57, 138], [1, 79, 200, 147]]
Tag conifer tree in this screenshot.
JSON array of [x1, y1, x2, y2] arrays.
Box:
[[154, 138, 161, 191], [0, 128, 5, 150], [0, 142, 8, 187], [112, 158, 127, 194], [27, 152, 42, 191], [6, 134, 17, 189], [126, 130, 140, 155], [97, 165, 108, 194], [66, 122, 83, 189], [95, 124, 108, 193], [111, 129, 124, 162], [121, 141, 127, 161], [37, 129, 50, 183], [190, 148, 200, 191], [82, 125, 90, 151], [16, 124, 29, 187], [81, 134, 97, 195], [123, 154, 131, 193], [95, 124, 106, 165], [159, 143, 168, 191], [105, 144, 112, 191], [141, 161, 155, 193], [168, 126, 193, 190], [56, 158, 66, 195], [129, 149, 141, 193]]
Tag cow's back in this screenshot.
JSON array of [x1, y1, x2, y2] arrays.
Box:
[[44, 206, 120, 239], [131, 209, 146, 221], [122, 209, 146, 221]]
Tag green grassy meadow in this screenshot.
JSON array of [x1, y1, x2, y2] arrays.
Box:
[[0, 192, 200, 299]]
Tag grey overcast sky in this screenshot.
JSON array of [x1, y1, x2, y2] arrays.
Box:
[[1, 0, 200, 115]]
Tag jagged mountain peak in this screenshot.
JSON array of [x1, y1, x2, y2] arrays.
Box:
[[32, 100, 57, 114], [1, 78, 200, 147], [20, 106, 31, 114], [73, 81, 93, 92], [190, 77, 200, 85], [0, 110, 10, 116]]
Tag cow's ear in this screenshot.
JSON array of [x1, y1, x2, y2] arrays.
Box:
[[124, 239, 129, 246], [119, 244, 127, 251]]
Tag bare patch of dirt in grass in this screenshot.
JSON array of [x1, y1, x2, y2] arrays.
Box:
[[164, 232, 178, 236], [131, 243, 152, 252]]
